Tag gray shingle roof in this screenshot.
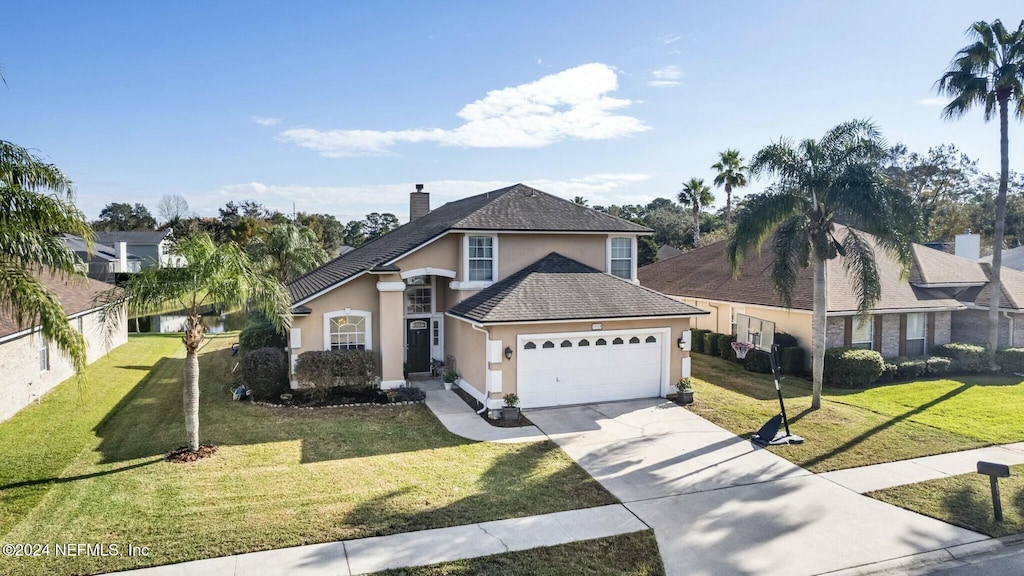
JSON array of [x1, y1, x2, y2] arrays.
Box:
[[95, 230, 172, 245], [60, 234, 142, 262], [287, 184, 651, 305], [0, 271, 119, 339], [447, 252, 706, 324]]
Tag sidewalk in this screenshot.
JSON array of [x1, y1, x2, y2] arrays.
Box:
[[422, 382, 547, 443], [109, 505, 646, 576], [819, 441, 1024, 493]]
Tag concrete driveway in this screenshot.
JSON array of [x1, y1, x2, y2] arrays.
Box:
[[526, 399, 987, 576]]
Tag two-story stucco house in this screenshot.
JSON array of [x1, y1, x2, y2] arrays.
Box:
[[287, 184, 706, 410]]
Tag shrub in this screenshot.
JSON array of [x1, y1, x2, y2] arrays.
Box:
[[704, 332, 722, 356], [239, 312, 286, 351], [925, 356, 951, 377], [892, 357, 927, 380], [241, 347, 289, 400], [691, 329, 709, 354], [996, 348, 1024, 373], [932, 343, 989, 373], [392, 387, 426, 403], [774, 331, 799, 348], [780, 346, 805, 375], [294, 349, 380, 401], [880, 362, 899, 383], [823, 347, 884, 388], [743, 348, 773, 374], [719, 334, 738, 362]]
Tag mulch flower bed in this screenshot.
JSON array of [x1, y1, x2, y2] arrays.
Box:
[[452, 386, 533, 428], [165, 444, 218, 463], [251, 386, 426, 409]]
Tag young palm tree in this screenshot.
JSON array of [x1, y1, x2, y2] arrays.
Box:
[[248, 221, 330, 283], [712, 149, 749, 226], [937, 19, 1024, 366], [573, 196, 588, 206], [1, 140, 92, 372], [728, 120, 917, 409], [103, 234, 290, 452], [678, 178, 714, 246]]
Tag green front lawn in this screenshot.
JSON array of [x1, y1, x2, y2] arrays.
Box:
[[0, 334, 615, 576], [869, 464, 1024, 537], [688, 354, 1024, 472], [372, 531, 664, 576]]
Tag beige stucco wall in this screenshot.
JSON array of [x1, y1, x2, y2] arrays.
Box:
[[392, 234, 459, 276], [496, 234, 608, 279], [485, 317, 692, 402], [444, 315, 487, 395], [0, 307, 127, 423], [290, 274, 381, 355], [677, 298, 812, 348]]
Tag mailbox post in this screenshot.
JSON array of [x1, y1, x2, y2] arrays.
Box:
[[976, 461, 1011, 522]]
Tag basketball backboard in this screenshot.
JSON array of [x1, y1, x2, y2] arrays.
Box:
[[735, 313, 775, 352]]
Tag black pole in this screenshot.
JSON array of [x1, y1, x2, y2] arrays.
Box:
[[769, 345, 791, 437], [991, 476, 1003, 521]]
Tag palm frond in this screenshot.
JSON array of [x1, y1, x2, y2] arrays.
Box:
[[0, 266, 86, 372], [839, 228, 882, 314], [727, 190, 805, 276], [770, 217, 812, 308]]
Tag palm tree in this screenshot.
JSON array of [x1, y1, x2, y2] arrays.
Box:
[[937, 19, 1024, 367], [678, 178, 714, 246], [573, 196, 588, 206], [103, 234, 290, 452], [728, 120, 917, 409], [248, 221, 330, 283], [1, 140, 93, 372], [712, 149, 749, 226]]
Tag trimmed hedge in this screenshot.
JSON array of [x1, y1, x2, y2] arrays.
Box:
[[932, 343, 989, 373], [925, 356, 951, 376], [704, 332, 722, 356], [239, 312, 286, 351], [294, 349, 380, 400], [892, 357, 927, 380], [719, 334, 738, 362], [691, 329, 709, 354], [824, 347, 884, 388], [880, 362, 899, 382], [743, 349, 772, 374], [997, 348, 1024, 373], [773, 331, 799, 349], [780, 346, 805, 374], [241, 347, 289, 400]]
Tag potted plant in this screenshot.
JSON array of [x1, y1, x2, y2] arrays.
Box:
[[442, 368, 459, 391], [501, 393, 520, 421], [675, 377, 694, 405]]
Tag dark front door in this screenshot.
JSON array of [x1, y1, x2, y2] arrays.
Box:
[[406, 319, 431, 373]]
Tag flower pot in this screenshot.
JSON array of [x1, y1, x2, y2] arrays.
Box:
[[501, 407, 520, 421], [677, 390, 694, 405], [443, 381, 453, 391]]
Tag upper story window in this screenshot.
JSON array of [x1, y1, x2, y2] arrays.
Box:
[[610, 237, 633, 280], [906, 313, 926, 356], [852, 318, 873, 350], [468, 236, 494, 282], [405, 276, 432, 314]]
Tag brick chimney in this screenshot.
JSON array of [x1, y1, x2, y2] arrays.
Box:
[[410, 184, 430, 222]]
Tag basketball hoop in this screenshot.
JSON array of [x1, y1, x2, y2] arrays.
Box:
[[731, 341, 754, 360]]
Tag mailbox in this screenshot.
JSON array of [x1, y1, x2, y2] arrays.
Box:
[[977, 461, 1010, 477]]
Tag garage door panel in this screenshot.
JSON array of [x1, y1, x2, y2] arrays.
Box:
[[517, 331, 665, 409]]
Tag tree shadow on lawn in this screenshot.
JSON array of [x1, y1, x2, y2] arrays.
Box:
[[93, 339, 475, 465]]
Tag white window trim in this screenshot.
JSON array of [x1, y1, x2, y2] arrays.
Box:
[[456, 234, 498, 290], [38, 332, 49, 373], [906, 312, 927, 354], [323, 309, 373, 351], [405, 275, 436, 316], [606, 235, 638, 283]]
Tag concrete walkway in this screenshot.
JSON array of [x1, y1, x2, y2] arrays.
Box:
[[108, 505, 646, 576], [526, 399, 988, 576], [819, 442, 1024, 494], [422, 382, 546, 443]]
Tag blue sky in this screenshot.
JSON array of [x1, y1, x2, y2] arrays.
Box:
[[1, 1, 1021, 223]]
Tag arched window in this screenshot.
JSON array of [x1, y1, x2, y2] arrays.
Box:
[[542, 341, 554, 349], [324, 310, 372, 351], [646, 336, 657, 343], [524, 342, 537, 350], [612, 337, 624, 345], [578, 339, 590, 347], [560, 340, 572, 348], [629, 336, 641, 344], [596, 338, 607, 346]]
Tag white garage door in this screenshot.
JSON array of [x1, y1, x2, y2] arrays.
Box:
[[517, 330, 667, 409]]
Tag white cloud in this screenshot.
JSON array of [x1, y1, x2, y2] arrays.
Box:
[[647, 65, 682, 87], [189, 174, 653, 223], [657, 34, 681, 45], [251, 116, 282, 126], [917, 97, 947, 107], [276, 63, 649, 157]]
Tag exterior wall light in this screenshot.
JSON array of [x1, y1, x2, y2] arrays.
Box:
[[504, 346, 513, 360]]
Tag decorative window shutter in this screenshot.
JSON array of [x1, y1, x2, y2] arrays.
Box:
[[843, 317, 853, 347], [873, 315, 883, 352], [898, 315, 908, 356]]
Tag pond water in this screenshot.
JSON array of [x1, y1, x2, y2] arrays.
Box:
[[131, 310, 247, 334]]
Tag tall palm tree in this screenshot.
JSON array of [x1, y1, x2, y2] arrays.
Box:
[[678, 178, 714, 246], [712, 149, 749, 226], [728, 120, 917, 409], [1, 140, 93, 372], [248, 221, 330, 283], [103, 234, 290, 453], [937, 19, 1024, 366]]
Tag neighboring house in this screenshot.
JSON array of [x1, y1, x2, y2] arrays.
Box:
[[287, 184, 706, 410], [0, 272, 128, 422], [980, 244, 1024, 271], [638, 227, 1007, 364], [658, 244, 683, 261], [94, 229, 183, 269], [61, 234, 143, 282]]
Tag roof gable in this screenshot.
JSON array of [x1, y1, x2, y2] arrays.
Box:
[[909, 244, 988, 285], [0, 272, 116, 339], [447, 252, 705, 323]]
